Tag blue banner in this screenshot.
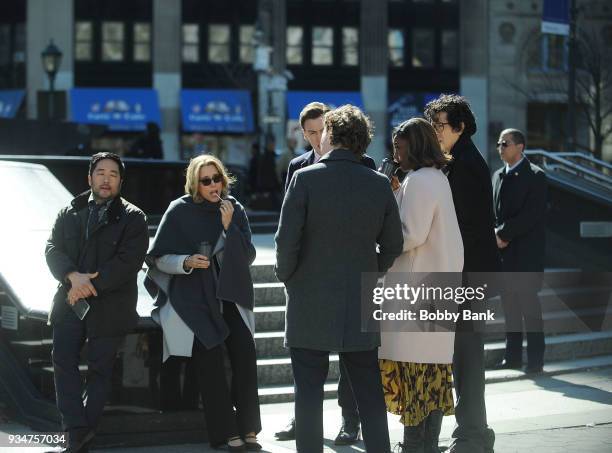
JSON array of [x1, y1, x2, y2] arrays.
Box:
[[181, 89, 254, 133], [0, 90, 25, 119], [542, 0, 570, 36], [70, 88, 161, 131], [388, 92, 442, 130], [287, 91, 364, 120]]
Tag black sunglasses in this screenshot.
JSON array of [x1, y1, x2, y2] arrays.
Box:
[[497, 140, 513, 148], [199, 174, 223, 186]]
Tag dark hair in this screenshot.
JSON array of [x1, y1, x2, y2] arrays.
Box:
[[89, 152, 125, 179], [324, 104, 373, 157], [393, 118, 452, 170], [299, 102, 330, 129], [501, 128, 526, 148], [424, 94, 477, 137]]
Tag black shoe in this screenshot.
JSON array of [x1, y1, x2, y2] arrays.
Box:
[[424, 410, 443, 453], [493, 359, 522, 370], [334, 422, 360, 445], [274, 418, 295, 441], [403, 422, 425, 453], [524, 364, 543, 374]]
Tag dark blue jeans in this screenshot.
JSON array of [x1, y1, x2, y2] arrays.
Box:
[[52, 308, 122, 436], [290, 347, 390, 453]]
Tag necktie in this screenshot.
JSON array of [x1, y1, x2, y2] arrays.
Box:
[[87, 203, 102, 240]]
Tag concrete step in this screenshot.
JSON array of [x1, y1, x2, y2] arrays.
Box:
[[253, 331, 612, 386], [257, 354, 612, 404], [250, 284, 611, 331]]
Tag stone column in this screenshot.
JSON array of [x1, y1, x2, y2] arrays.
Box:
[[153, 0, 181, 160], [360, 0, 388, 165], [26, 0, 73, 119], [460, 0, 490, 162]]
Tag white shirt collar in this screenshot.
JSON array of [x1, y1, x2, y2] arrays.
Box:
[[505, 155, 525, 173]]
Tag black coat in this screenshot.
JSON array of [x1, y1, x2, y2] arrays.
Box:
[[45, 191, 149, 338], [284, 149, 376, 192], [493, 158, 547, 272], [275, 149, 403, 352], [446, 136, 501, 273]]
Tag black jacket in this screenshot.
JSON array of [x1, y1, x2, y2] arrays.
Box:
[[493, 158, 547, 272], [284, 149, 376, 192], [45, 191, 149, 338], [446, 135, 501, 273]]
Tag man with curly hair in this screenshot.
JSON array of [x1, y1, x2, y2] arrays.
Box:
[[424, 94, 500, 453], [275, 105, 403, 452]]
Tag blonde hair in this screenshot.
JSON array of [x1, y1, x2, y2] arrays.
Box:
[[184, 154, 236, 202]]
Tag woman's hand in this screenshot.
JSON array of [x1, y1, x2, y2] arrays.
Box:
[[391, 175, 401, 192], [184, 254, 210, 270], [220, 200, 235, 231]]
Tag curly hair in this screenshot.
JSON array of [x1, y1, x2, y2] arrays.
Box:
[[424, 94, 477, 137], [323, 105, 373, 156], [392, 118, 452, 170], [184, 154, 236, 202]]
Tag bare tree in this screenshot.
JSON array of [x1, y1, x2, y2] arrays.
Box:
[[507, 25, 612, 158], [575, 27, 612, 159]]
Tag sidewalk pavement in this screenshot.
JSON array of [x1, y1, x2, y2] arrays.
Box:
[[2, 366, 611, 453]]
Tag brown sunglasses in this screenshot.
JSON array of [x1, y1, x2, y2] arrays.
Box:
[[199, 174, 223, 186]]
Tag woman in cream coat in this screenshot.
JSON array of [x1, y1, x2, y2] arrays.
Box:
[[379, 118, 463, 453]]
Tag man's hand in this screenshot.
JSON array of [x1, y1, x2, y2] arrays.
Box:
[[184, 254, 210, 270], [391, 176, 400, 192], [496, 234, 509, 249], [220, 199, 235, 231], [66, 271, 99, 304]]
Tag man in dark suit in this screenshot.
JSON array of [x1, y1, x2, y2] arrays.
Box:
[[46, 152, 149, 452], [493, 128, 547, 374], [275, 105, 403, 452], [425, 95, 501, 453], [276, 102, 376, 445]]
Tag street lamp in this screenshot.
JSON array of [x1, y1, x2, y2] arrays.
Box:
[[41, 39, 63, 119]]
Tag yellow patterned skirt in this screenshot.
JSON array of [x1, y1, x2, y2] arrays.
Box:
[[379, 360, 455, 426]]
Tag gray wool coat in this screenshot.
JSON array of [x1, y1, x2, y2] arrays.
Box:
[[275, 148, 404, 352]]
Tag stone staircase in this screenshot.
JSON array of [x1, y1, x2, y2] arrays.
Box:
[[250, 264, 612, 404]]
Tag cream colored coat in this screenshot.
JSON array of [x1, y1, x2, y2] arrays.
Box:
[[378, 167, 464, 364]]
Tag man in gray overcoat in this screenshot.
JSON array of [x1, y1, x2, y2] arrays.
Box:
[[275, 104, 404, 452]]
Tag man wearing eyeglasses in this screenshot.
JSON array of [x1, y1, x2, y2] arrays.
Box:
[[492, 129, 547, 375], [424, 94, 500, 453]]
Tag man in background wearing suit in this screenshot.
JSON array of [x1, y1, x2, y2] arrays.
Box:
[[493, 128, 547, 374], [275, 102, 375, 445], [425, 94, 501, 453], [275, 105, 403, 452]]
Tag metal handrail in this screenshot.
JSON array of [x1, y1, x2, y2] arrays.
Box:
[[552, 152, 612, 172], [525, 149, 612, 189]]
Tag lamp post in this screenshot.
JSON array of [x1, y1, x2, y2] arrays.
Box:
[[41, 39, 63, 120]]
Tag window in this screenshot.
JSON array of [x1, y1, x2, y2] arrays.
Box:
[[441, 30, 458, 69], [13, 23, 25, 63], [208, 24, 231, 63], [133, 23, 151, 62], [75, 21, 93, 61], [527, 34, 568, 72], [102, 22, 124, 61], [312, 26, 333, 65], [287, 26, 303, 64], [239, 25, 254, 63], [544, 34, 567, 71], [412, 28, 434, 68], [388, 28, 404, 67], [182, 24, 199, 63], [0, 25, 10, 65], [342, 27, 358, 66]]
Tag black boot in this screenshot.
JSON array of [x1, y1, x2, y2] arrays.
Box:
[[424, 410, 443, 453], [402, 421, 425, 453]]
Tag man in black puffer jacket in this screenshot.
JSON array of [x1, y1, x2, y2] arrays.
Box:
[[46, 152, 148, 453]]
